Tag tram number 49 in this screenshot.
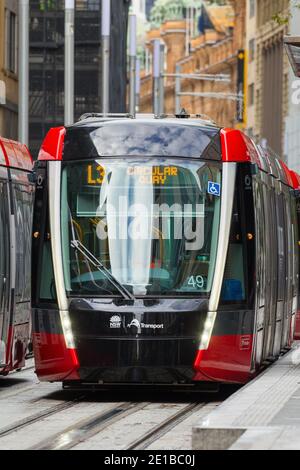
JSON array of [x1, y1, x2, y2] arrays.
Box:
[[188, 275, 205, 289]]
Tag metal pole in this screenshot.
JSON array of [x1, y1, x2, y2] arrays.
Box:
[[192, 7, 195, 38], [185, 8, 190, 57], [102, 0, 111, 116], [136, 58, 141, 113], [159, 43, 165, 115], [64, 0, 75, 126], [145, 48, 150, 75], [163, 73, 231, 82], [153, 39, 160, 115], [129, 14, 137, 117], [175, 64, 181, 114], [18, 0, 29, 145]]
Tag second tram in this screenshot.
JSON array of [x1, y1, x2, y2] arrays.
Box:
[[0, 137, 34, 375], [31, 114, 300, 387]]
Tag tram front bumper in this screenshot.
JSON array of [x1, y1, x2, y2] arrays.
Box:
[[75, 336, 199, 384]]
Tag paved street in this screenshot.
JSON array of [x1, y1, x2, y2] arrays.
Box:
[[0, 361, 222, 450]]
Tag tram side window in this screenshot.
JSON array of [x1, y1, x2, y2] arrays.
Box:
[[283, 192, 295, 310], [39, 212, 56, 302], [0, 182, 10, 311], [276, 194, 286, 301], [291, 195, 299, 296], [254, 181, 266, 308], [13, 182, 34, 303], [221, 188, 246, 303]]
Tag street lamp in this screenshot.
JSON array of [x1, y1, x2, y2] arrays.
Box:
[[284, 36, 300, 78]]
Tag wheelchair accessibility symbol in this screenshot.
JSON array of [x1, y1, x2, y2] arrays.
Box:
[[208, 181, 221, 197]]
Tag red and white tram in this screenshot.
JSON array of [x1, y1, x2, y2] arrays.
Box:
[[31, 114, 300, 388], [0, 137, 34, 375]]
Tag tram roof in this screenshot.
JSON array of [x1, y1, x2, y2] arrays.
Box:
[[0, 137, 33, 171], [37, 116, 299, 188], [72, 113, 219, 129]]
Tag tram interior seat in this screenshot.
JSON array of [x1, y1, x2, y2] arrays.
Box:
[[221, 279, 243, 301], [221, 243, 245, 302]]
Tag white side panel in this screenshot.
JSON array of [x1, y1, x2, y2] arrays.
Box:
[[48, 162, 68, 312], [199, 163, 237, 350], [48, 162, 75, 349]]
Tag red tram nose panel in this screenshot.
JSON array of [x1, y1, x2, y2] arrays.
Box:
[[193, 332, 254, 384], [0, 137, 34, 376], [31, 116, 300, 386], [32, 330, 80, 382]]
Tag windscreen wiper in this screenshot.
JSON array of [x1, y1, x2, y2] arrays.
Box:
[[70, 239, 135, 301]]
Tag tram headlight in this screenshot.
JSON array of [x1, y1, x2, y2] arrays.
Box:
[[199, 312, 217, 350], [60, 311, 75, 349]]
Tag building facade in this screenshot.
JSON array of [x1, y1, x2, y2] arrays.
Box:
[[139, 0, 245, 129], [0, 0, 18, 140], [29, 0, 129, 157], [245, 0, 256, 138], [244, 0, 290, 156]]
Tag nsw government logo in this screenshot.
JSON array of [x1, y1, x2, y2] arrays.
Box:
[[110, 315, 121, 329]]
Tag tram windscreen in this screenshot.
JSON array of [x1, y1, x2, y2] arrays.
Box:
[[61, 159, 222, 297]]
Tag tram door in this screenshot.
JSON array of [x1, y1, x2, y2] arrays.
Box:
[[0, 181, 10, 367], [281, 192, 294, 349], [262, 181, 278, 359], [253, 175, 266, 365]]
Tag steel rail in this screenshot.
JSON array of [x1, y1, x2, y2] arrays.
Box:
[[0, 395, 85, 438], [126, 402, 206, 450], [31, 402, 150, 450]]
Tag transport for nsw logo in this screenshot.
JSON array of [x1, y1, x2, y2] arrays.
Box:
[[126, 319, 164, 334], [110, 315, 121, 329]]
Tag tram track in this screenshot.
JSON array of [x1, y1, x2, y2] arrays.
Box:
[[30, 401, 150, 450], [29, 400, 209, 451], [126, 402, 206, 450], [0, 394, 86, 439]]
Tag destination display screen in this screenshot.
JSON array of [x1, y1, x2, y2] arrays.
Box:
[[86, 164, 179, 186]]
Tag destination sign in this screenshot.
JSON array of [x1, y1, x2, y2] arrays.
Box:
[[86, 164, 178, 186]]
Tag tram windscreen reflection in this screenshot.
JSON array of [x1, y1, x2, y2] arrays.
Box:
[[61, 159, 222, 297]]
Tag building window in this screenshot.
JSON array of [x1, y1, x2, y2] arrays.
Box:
[[248, 83, 255, 106], [249, 0, 255, 18], [249, 38, 255, 62], [5, 10, 17, 74]]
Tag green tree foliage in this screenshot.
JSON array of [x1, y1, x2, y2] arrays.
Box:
[[272, 1, 300, 25]]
